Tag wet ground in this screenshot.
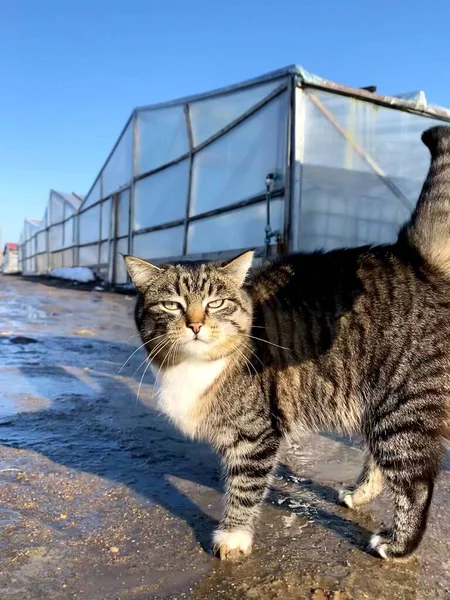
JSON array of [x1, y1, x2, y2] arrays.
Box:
[[0, 275, 448, 600]]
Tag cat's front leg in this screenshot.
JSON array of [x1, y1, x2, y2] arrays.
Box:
[[213, 430, 280, 561]]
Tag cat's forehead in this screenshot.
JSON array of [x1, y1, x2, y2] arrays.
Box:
[[158, 264, 229, 297]]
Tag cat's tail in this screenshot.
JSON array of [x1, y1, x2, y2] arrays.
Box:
[[402, 126, 450, 274]]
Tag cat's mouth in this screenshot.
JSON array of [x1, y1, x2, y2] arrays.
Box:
[[187, 337, 208, 344]]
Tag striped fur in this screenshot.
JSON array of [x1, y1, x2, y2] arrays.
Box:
[[125, 126, 450, 561]]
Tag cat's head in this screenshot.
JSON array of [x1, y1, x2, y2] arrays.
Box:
[[124, 251, 254, 363]]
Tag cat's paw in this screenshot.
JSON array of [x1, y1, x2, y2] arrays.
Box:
[[338, 488, 354, 509], [369, 531, 415, 560], [369, 532, 391, 559], [212, 529, 253, 561]]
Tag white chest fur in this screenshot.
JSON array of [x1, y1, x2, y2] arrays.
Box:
[[154, 358, 227, 438]]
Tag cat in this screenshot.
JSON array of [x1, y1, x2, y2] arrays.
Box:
[[124, 125, 450, 562]]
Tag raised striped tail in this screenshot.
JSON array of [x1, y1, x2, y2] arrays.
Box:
[[403, 126, 450, 274]]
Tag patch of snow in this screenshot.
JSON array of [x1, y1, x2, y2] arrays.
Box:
[[50, 267, 96, 283]]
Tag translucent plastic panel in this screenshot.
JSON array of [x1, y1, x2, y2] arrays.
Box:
[[36, 253, 48, 274], [50, 224, 64, 251], [25, 258, 34, 273], [24, 221, 39, 240], [136, 106, 188, 175], [296, 165, 410, 252], [79, 205, 100, 245], [65, 202, 77, 218], [187, 199, 284, 255], [190, 94, 288, 215], [190, 80, 284, 146], [36, 231, 46, 253], [102, 121, 133, 197], [63, 217, 74, 248], [117, 189, 130, 237], [134, 160, 189, 230], [83, 178, 101, 209], [100, 241, 109, 264], [303, 90, 445, 207], [133, 226, 184, 260], [79, 244, 99, 266], [101, 199, 111, 240], [114, 237, 129, 284], [50, 193, 65, 224], [63, 248, 74, 268], [51, 251, 63, 269]]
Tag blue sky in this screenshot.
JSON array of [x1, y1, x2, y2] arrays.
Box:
[[2, 0, 450, 242]]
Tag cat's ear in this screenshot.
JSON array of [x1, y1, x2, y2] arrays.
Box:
[[123, 255, 162, 293], [221, 251, 254, 286]]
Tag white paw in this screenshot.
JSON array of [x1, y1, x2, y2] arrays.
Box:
[[212, 529, 253, 561], [338, 488, 354, 509], [370, 533, 388, 559]]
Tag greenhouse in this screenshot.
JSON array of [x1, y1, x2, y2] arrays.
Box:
[[18, 64, 450, 286], [20, 191, 83, 276]]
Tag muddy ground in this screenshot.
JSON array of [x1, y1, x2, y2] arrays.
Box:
[[0, 275, 448, 600]]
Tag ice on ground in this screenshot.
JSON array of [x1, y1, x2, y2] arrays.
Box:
[[50, 267, 96, 283]]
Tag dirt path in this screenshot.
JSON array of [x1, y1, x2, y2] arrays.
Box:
[[0, 275, 448, 599]]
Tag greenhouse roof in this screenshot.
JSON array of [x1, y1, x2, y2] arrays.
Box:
[[136, 64, 450, 120], [52, 191, 83, 210]]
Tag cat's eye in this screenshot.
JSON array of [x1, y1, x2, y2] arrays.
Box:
[[162, 301, 181, 311], [207, 299, 225, 309]]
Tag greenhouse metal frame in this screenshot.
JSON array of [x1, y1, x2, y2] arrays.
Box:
[[18, 64, 450, 286]]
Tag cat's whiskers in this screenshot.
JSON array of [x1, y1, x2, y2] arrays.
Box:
[[132, 336, 169, 377], [240, 333, 292, 352], [233, 345, 257, 376], [118, 333, 167, 375], [240, 340, 264, 369], [154, 339, 179, 388], [136, 337, 172, 402]]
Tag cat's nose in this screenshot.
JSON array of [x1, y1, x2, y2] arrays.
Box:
[[187, 322, 203, 335]]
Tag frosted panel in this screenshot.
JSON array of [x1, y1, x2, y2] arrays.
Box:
[[100, 241, 109, 264], [50, 224, 64, 250], [25, 221, 39, 240], [79, 205, 100, 245], [63, 218, 74, 248], [103, 122, 133, 197], [51, 251, 63, 269], [190, 80, 284, 146], [137, 106, 188, 174], [63, 248, 74, 267], [295, 90, 442, 253], [133, 227, 184, 260], [51, 194, 64, 224], [115, 237, 128, 284], [304, 90, 444, 206], [83, 178, 101, 208], [36, 254, 48, 274], [187, 200, 284, 254], [297, 166, 410, 252], [101, 199, 111, 240], [117, 189, 130, 237], [134, 160, 189, 230], [191, 94, 288, 215], [37, 231, 46, 253], [79, 244, 99, 266], [65, 202, 77, 218]]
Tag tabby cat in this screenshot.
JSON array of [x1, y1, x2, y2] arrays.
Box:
[[125, 126, 450, 561]]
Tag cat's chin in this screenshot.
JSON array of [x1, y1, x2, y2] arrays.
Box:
[[181, 339, 214, 360]]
